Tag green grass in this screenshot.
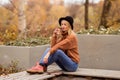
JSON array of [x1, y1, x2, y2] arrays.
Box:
[[4, 37, 50, 46]]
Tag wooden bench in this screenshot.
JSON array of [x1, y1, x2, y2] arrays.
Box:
[[0, 65, 62, 80], [1, 65, 120, 80], [63, 68, 120, 79]]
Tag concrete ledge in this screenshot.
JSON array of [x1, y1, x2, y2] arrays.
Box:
[[0, 35, 120, 70], [0, 45, 49, 69], [77, 35, 120, 70]]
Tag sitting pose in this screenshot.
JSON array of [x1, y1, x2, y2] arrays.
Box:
[[27, 16, 80, 73]]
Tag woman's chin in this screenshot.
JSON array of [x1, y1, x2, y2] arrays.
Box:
[[62, 31, 68, 35]]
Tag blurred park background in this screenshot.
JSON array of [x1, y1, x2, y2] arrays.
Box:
[[0, 0, 120, 75], [0, 0, 120, 46]]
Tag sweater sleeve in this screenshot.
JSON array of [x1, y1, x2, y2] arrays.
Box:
[[50, 36, 57, 47], [50, 35, 77, 54]]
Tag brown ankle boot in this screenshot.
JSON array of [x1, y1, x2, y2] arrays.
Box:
[[27, 62, 47, 74], [43, 65, 47, 72]]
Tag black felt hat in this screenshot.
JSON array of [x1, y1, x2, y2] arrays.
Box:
[[59, 16, 74, 30]]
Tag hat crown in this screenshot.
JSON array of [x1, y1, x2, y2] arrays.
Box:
[[65, 16, 73, 24]]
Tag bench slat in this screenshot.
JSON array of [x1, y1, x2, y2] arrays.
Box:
[[63, 68, 120, 79], [1, 66, 120, 80], [0, 65, 61, 80]]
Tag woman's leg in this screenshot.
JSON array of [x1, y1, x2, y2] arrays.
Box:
[[39, 48, 50, 66], [39, 49, 78, 72], [39, 48, 59, 66], [54, 50, 78, 72], [26, 48, 50, 73]]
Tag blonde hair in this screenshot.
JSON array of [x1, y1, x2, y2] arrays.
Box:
[[68, 29, 72, 35], [68, 23, 75, 35]]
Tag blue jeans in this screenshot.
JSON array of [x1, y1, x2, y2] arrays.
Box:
[[39, 48, 78, 72]]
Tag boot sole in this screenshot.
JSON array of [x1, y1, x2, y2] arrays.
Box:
[[26, 70, 44, 74]]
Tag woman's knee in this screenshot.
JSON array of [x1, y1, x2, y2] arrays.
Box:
[[52, 49, 65, 59], [45, 48, 50, 52], [55, 49, 64, 54], [46, 47, 50, 50]]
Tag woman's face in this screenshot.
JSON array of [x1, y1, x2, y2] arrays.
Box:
[[60, 20, 70, 34]]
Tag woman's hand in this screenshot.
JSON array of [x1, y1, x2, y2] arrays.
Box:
[[43, 51, 50, 63], [53, 28, 61, 37]]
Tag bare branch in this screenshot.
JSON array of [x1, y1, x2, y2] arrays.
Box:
[[9, 0, 18, 11]]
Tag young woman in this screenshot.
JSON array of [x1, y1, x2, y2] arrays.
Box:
[[27, 16, 80, 73]]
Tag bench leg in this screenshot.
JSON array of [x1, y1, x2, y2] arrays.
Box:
[[86, 76, 92, 80], [105, 78, 112, 80]]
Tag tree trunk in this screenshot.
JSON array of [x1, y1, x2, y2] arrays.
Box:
[[18, 0, 27, 38], [85, 0, 89, 30], [99, 0, 111, 29]]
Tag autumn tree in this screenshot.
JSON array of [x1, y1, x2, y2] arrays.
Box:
[[105, 0, 120, 29], [26, 0, 51, 37], [99, 0, 112, 29], [0, 1, 19, 42], [1, 0, 27, 38], [18, 0, 27, 38], [68, 4, 80, 18], [84, 0, 89, 30]]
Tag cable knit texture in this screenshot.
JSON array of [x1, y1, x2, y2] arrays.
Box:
[[50, 33, 80, 63]]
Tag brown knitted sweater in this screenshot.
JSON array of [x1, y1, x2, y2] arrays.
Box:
[[50, 32, 80, 63]]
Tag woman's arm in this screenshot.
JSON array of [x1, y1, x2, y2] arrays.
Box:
[[51, 28, 62, 47], [50, 34, 78, 54]]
